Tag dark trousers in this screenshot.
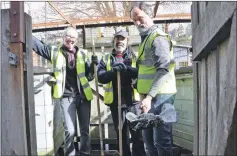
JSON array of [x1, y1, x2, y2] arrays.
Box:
[[57, 96, 91, 156], [142, 94, 176, 156], [110, 104, 146, 156]]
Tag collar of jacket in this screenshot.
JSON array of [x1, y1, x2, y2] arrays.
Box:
[[140, 24, 159, 40], [60, 44, 79, 57]]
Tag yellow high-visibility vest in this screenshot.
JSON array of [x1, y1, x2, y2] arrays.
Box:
[[137, 29, 177, 95], [50, 45, 93, 100], [103, 53, 140, 105]]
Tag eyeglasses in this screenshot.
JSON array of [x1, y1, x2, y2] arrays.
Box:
[[64, 36, 77, 44]]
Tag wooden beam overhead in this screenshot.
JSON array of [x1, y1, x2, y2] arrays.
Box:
[[32, 19, 191, 33], [154, 1, 160, 18], [47, 1, 75, 28], [32, 13, 191, 29]]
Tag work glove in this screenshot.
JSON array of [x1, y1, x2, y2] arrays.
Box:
[[91, 55, 98, 65], [124, 58, 132, 66], [123, 58, 138, 72], [111, 62, 127, 72]]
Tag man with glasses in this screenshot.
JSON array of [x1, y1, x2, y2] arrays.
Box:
[[32, 26, 98, 156]]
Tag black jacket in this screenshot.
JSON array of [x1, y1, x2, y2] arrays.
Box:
[[97, 46, 138, 106]]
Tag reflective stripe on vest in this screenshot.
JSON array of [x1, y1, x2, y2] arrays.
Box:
[[137, 29, 177, 94], [76, 51, 93, 101], [104, 54, 114, 104], [51, 45, 66, 99], [103, 53, 140, 104], [51, 46, 93, 100]]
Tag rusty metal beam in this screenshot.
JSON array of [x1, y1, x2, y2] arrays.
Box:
[[47, 1, 75, 28], [32, 13, 191, 29], [10, 1, 25, 42]]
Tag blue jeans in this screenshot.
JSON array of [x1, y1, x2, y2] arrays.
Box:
[[142, 94, 176, 156]]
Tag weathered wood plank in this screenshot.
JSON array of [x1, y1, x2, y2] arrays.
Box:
[[174, 100, 193, 111], [173, 123, 193, 135], [175, 86, 193, 101], [193, 62, 199, 155], [207, 49, 217, 154], [176, 75, 193, 85], [223, 12, 237, 156], [173, 129, 193, 142], [224, 106, 237, 155], [212, 10, 236, 155], [192, 3, 236, 155], [191, 2, 199, 31], [199, 59, 207, 155], [198, 2, 207, 22], [24, 13, 37, 155], [224, 12, 236, 155], [176, 118, 194, 127], [173, 136, 193, 151], [1, 9, 28, 155], [0, 7, 2, 155], [192, 2, 236, 60], [176, 109, 193, 121]]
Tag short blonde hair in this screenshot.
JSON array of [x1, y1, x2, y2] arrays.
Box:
[[63, 26, 78, 39]]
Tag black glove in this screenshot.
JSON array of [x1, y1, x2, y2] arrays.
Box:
[[124, 58, 132, 66], [91, 55, 98, 65], [111, 62, 127, 72]]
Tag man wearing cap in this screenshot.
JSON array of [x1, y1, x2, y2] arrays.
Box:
[[97, 30, 146, 156], [32, 26, 98, 156], [130, 2, 177, 156]]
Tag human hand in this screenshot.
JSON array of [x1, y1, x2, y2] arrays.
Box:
[[91, 55, 98, 65], [123, 58, 132, 66], [140, 95, 152, 113], [111, 62, 127, 72]]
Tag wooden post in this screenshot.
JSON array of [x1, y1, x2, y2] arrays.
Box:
[[1, 2, 37, 155], [1, 2, 28, 155], [165, 23, 169, 33], [117, 72, 123, 156], [83, 25, 86, 49], [24, 13, 38, 155], [193, 62, 200, 155], [91, 31, 104, 156]]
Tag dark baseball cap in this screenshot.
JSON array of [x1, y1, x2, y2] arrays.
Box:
[[114, 30, 129, 38]]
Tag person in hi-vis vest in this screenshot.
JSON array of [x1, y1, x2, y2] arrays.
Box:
[[32, 27, 98, 156], [97, 30, 146, 156], [130, 2, 177, 156]]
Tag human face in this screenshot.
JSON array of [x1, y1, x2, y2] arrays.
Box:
[[113, 35, 128, 53], [63, 36, 77, 50], [131, 7, 154, 33]]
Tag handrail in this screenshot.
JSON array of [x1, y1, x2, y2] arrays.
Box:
[[33, 67, 53, 75]]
